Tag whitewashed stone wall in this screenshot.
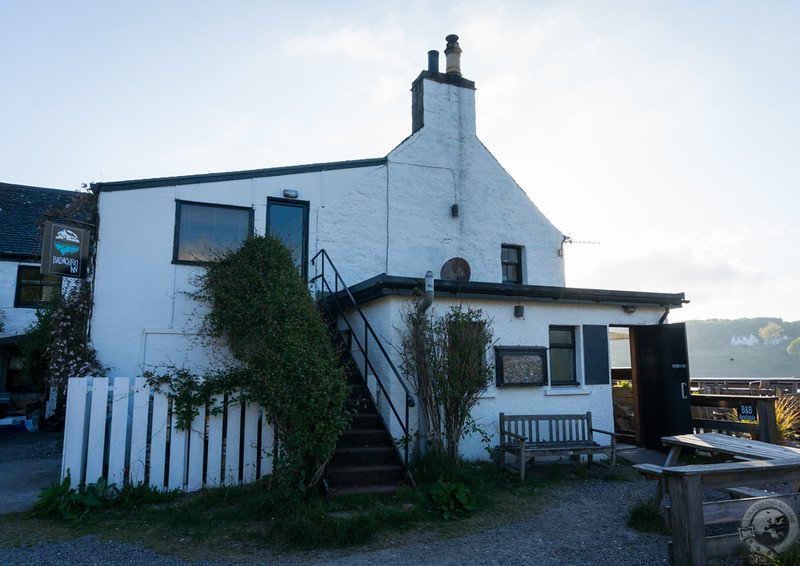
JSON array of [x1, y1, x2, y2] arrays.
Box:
[[92, 74, 568, 379], [0, 261, 41, 337], [353, 294, 667, 461]]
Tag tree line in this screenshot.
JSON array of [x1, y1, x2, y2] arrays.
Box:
[[685, 318, 800, 353]]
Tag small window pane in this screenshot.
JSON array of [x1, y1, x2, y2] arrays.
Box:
[[501, 244, 523, 284], [550, 329, 574, 345], [15, 266, 61, 308], [550, 349, 576, 384], [176, 202, 252, 263]]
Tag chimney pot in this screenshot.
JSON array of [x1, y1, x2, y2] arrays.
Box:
[[444, 34, 462, 76], [427, 50, 439, 73]]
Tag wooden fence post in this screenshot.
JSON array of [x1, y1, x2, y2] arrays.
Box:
[[757, 398, 778, 444], [61, 377, 88, 486], [664, 470, 706, 566]]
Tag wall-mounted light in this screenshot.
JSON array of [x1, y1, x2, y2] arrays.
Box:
[[451, 204, 459, 217], [514, 305, 525, 318], [622, 305, 637, 314], [283, 189, 298, 199]]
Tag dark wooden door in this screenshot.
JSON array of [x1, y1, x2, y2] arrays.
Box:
[[634, 323, 693, 450]]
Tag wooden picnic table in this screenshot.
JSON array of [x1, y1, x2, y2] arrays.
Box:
[[662, 432, 800, 464], [638, 432, 800, 508]]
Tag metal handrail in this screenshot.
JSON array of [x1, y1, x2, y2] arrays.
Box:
[[310, 249, 415, 467]]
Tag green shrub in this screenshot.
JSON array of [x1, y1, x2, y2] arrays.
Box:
[[426, 476, 477, 519], [32, 471, 119, 522], [400, 304, 494, 462], [771, 546, 800, 565]]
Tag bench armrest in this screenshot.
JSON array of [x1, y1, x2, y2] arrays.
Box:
[[502, 430, 527, 442], [591, 427, 619, 439]]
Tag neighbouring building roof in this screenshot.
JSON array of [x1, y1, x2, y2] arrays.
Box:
[[0, 182, 78, 261]]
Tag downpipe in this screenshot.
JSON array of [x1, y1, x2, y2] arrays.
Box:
[[416, 271, 434, 461]]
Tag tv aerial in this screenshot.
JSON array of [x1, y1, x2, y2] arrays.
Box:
[[559, 235, 600, 257]]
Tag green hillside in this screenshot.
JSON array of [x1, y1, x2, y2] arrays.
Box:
[[684, 318, 800, 378]]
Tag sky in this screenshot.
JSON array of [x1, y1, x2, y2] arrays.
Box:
[[2, 0, 798, 322]]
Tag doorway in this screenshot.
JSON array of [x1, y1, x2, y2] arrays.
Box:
[[266, 198, 309, 278], [610, 323, 693, 449]]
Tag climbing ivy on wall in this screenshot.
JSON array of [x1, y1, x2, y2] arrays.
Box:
[[20, 191, 106, 419], [149, 235, 350, 494]]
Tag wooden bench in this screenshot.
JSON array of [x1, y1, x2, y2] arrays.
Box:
[[498, 411, 617, 481], [634, 463, 781, 510]]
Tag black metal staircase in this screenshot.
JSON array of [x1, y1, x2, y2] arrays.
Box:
[[311, 250, 415, 496]]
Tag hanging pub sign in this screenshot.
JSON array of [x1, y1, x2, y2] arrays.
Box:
[[41, 220, 89, 279]]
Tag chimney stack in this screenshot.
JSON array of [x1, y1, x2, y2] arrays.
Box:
[[444, 34, 462, 76], [410, 34, 475, 135]]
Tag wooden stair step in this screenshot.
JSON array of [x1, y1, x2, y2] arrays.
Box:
[[327, 464, 406, 487], [331, 445, 398, 466], [328, 484, 401, 497], [336, 428, 391, 447]]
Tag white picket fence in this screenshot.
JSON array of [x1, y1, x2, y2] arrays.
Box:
[[62, 376, 274, 491]]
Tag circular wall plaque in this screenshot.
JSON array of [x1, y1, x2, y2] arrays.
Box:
[[440, 257, 471, 281]]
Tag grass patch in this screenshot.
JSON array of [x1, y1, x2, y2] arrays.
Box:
[[627, 498, 670, 535], [0, 458, 636, 560]]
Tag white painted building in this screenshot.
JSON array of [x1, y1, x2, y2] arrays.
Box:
[[89, 36, 690, 460], [0, 183, 75, 398], [731, 334, 759, 347]]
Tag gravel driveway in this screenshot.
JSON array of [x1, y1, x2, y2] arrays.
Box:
[[0, 431, 672, 566]]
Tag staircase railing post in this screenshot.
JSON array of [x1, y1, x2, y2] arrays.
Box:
[[363, 327, 369, 390], [405, 397, 410, 466]]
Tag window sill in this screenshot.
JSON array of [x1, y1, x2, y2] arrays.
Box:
[[544, 387, 590, 396]]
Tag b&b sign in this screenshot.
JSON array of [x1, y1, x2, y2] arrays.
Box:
[[41, 220, 89, 279], [739, 404, 757, 422]]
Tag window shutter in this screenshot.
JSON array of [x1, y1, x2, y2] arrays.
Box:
[[583, 325, 610, 385]]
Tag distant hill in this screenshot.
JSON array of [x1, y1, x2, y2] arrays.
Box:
[[683, 318, 800, 378]]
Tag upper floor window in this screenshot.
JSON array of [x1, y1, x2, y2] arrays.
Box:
[[267, 198, 309, 278], [549, 326, 577, 386], [174, 201, 253, 264], [501, 244, 523, 284], [15, 266, 61, 308]]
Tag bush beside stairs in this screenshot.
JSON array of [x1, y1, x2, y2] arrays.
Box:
[[326, 363, 409, 497]]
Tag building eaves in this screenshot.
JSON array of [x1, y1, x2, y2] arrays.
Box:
[[343, 274, 688, 310], [92, 158, 389, 192]]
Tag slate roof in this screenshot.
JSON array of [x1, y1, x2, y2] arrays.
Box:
[[344, 273, 688, 311], [91, 158, 387, 192], [0, 182, 78, 261]]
